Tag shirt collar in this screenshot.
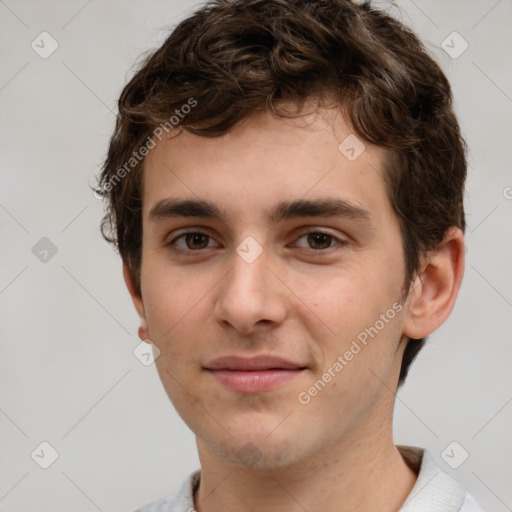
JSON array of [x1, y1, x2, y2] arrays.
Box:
[[397, 445, 469, 511], [140, 445, 471, 512]]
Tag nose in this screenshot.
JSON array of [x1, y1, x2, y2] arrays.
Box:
[[213, 244, 287, 335]]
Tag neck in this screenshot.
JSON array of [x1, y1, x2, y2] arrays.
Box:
[[194, 421, 417, 512]]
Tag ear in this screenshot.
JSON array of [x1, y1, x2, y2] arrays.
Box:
[[123, 262, 150, 343], [402, 227, 465, 339]]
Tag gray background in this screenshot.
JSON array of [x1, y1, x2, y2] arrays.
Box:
[[1, 1, 511, 511]]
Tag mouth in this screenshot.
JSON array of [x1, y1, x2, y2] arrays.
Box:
[[204, 355, 307, 393]]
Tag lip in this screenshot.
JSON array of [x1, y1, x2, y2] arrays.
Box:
[[204, 355, 307, 393], [205, 355, 305, 371]]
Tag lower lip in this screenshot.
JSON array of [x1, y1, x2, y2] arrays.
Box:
[[207, 369, 305, 392]]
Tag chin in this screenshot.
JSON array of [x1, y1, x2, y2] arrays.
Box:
[[211, 438, 305, 470], [199, 420, 315, 471]]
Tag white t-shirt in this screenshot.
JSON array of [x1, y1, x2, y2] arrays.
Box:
[[134, 445, 486, 512]]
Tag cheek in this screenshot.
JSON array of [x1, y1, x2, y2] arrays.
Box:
[[141, 275, 199, 373], [144, 277, 204, 405], [141, 256, 210, 333], [294, 261, 404, 377], [295, 263, 396, 336]]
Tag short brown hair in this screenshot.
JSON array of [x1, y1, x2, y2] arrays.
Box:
[[97, 0, 467, 387]]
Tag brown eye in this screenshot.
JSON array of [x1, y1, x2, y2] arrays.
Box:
[[169, 231, 215, 251], [306, 232, 333, 250], [183, 233, 210, 250], [293, 230, 349, 252]]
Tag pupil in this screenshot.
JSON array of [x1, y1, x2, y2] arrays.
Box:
[[308, 233, 331, 249], [187, 233, 207, 249]]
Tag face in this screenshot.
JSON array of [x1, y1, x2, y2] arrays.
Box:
[[131, 106, 413, 470]]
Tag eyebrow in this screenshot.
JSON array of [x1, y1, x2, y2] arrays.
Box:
[[148, 197, 373, 225]]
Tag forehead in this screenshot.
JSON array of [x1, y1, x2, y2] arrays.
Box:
[[141, 108, 395, 229]]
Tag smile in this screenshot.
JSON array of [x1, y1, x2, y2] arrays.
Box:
[[204, 354, 308, 392]]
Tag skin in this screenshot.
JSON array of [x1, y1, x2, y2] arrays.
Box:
[[124, 105, 465, 512]]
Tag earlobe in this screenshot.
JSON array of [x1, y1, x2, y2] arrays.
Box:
[[138, 319, 151, 344], [122, 262, 151, 343], [402, 228, 465, 340]]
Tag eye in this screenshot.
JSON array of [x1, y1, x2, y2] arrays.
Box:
[[293, 230, 348, 251], [169, 231, 218, 251]]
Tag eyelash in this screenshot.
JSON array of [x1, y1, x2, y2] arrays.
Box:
[[167, 229, 349, 255]]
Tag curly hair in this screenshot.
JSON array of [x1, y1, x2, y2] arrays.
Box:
[[97, 0, 467, 387]]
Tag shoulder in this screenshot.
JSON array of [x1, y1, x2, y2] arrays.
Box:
[[397, 445, 486, 512], [133, 470, 200, 512]]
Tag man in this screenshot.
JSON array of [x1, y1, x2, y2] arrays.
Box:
[[98, 0, 485, 510]]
